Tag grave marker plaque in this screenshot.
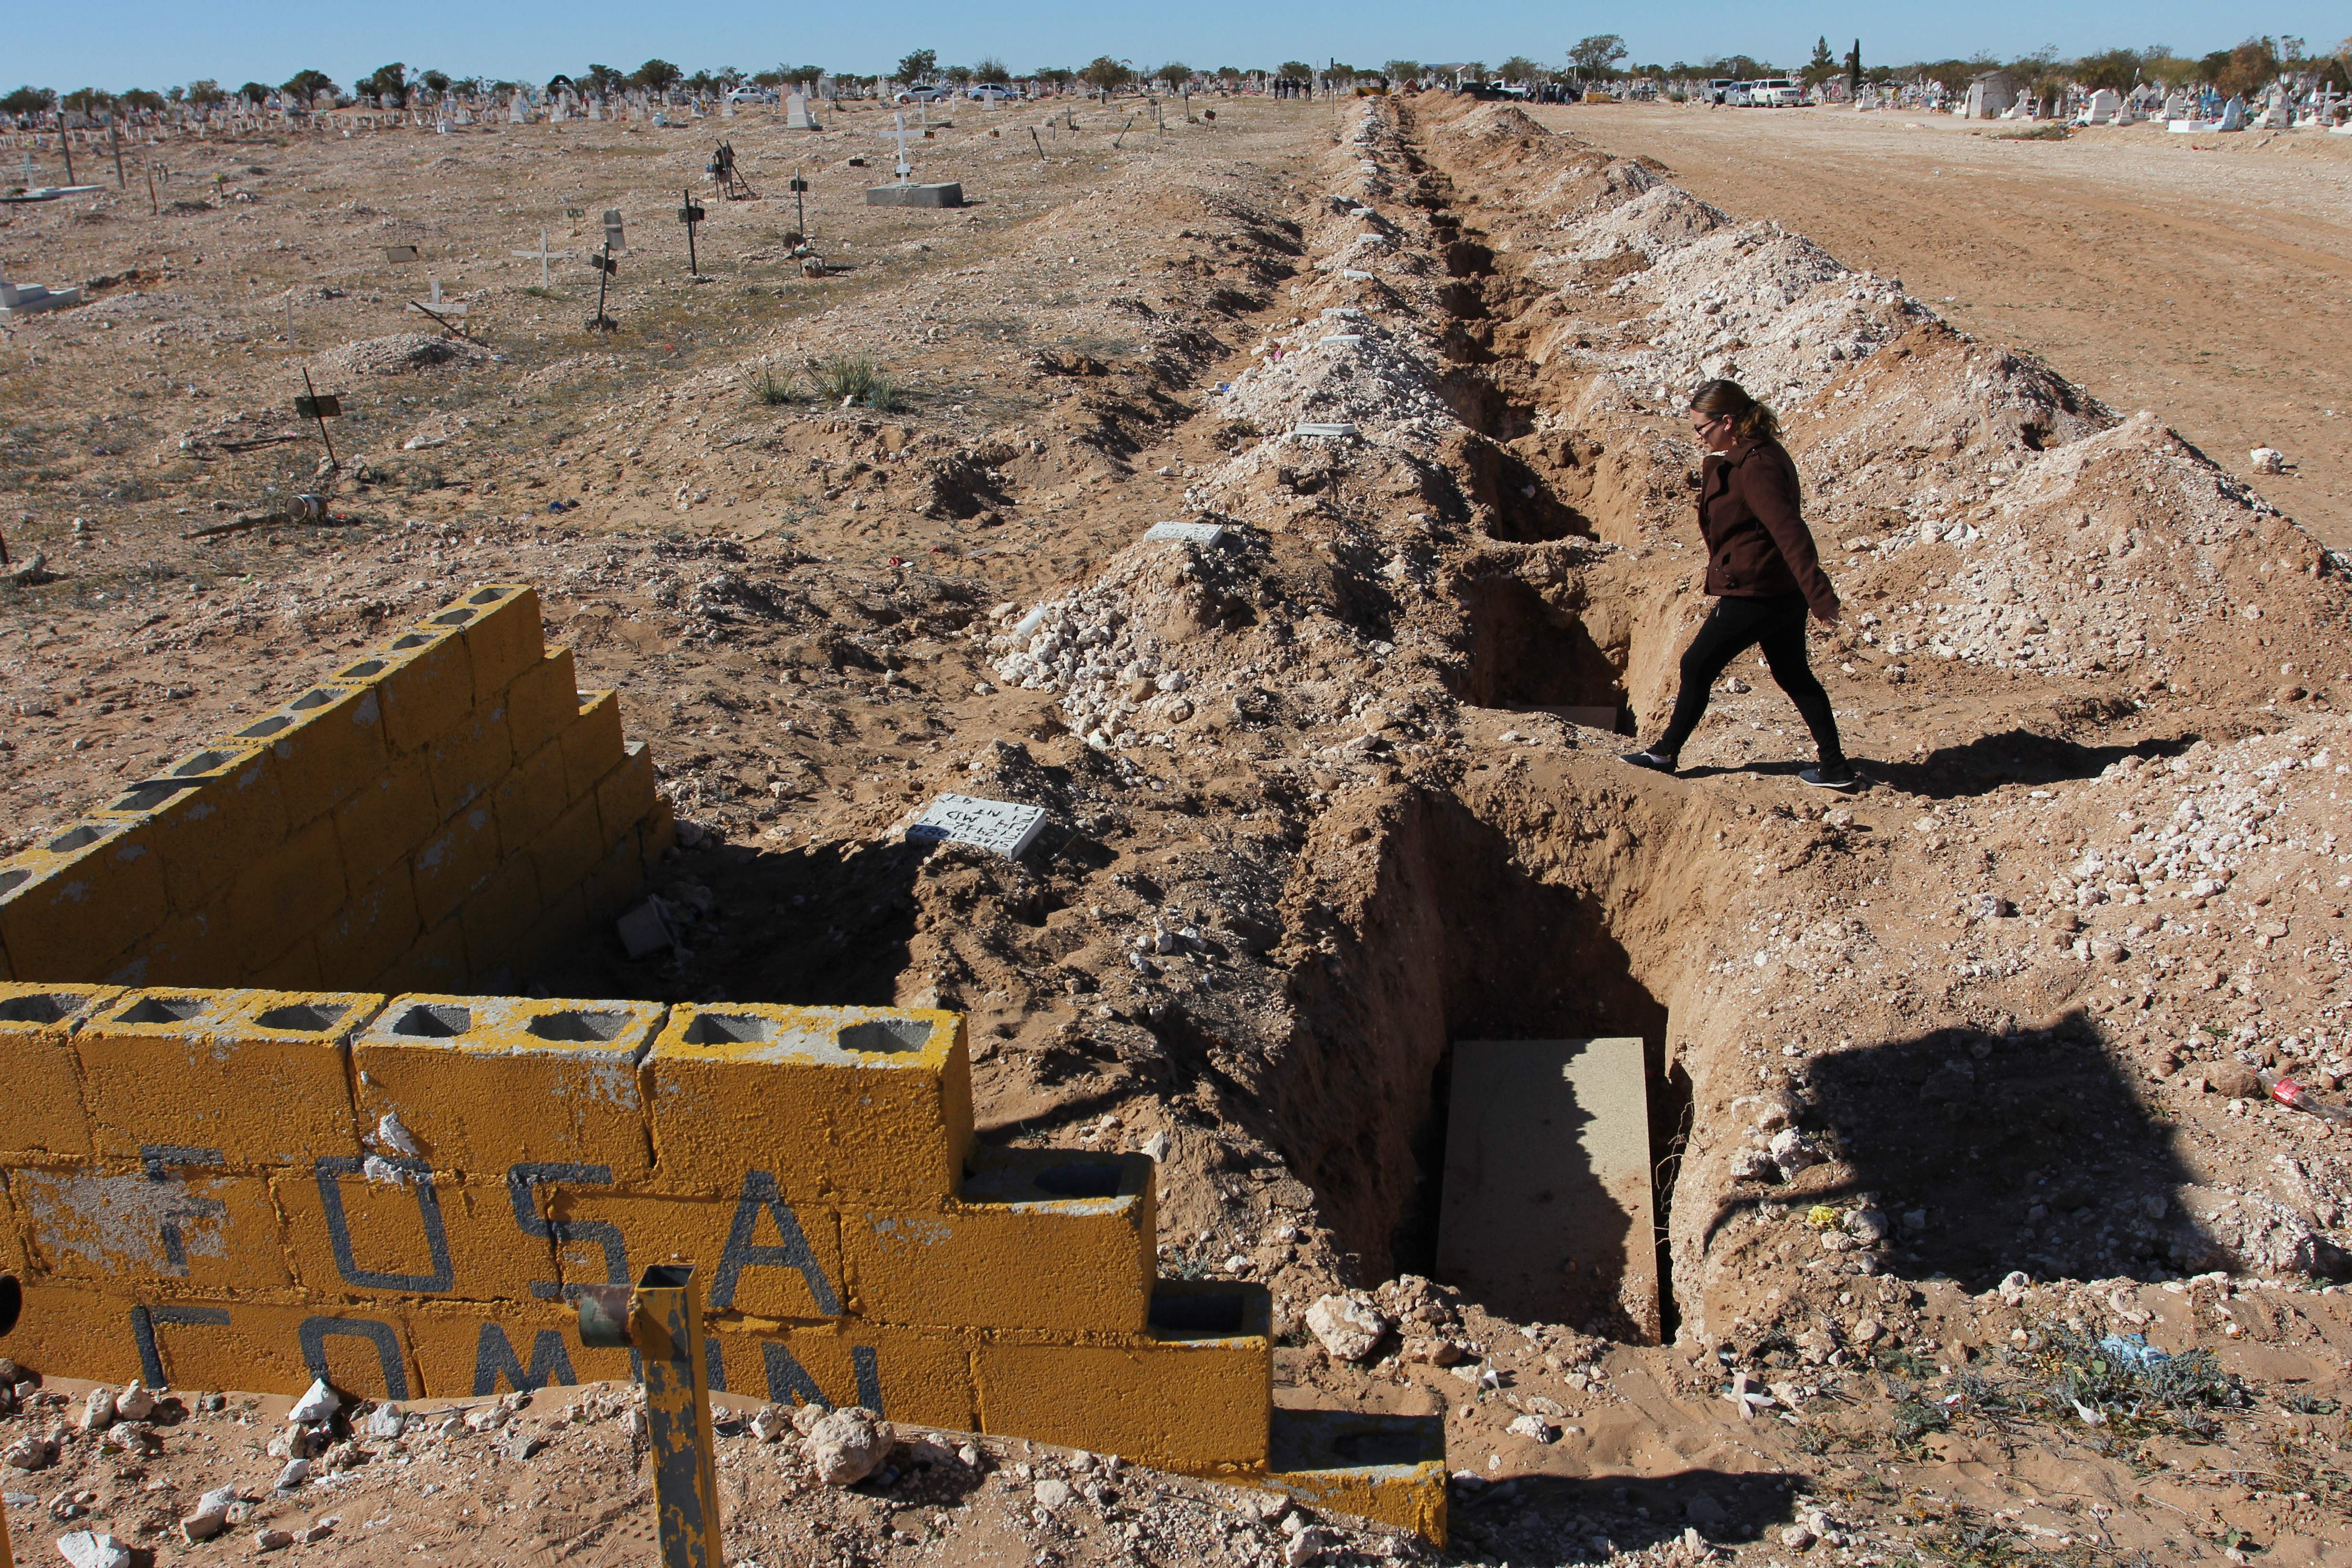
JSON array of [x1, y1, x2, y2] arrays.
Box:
[[383, 244, 421, 263], [906, 794, 1048, 860], [1143, 521, 1228, 546]]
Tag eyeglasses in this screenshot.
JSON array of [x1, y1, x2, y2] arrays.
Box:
[[1689, 412, 1729, 432]]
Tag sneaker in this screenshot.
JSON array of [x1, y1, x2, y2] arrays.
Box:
[[1620, 750, 1679, 774], [1798, 762, 1861, 791]]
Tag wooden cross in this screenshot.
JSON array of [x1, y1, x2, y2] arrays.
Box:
[[511, 227, 570, 287]]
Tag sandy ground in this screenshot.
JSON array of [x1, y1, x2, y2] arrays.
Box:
[[5, 92, 2352, 1568], [1542, 103, 2352, 547]]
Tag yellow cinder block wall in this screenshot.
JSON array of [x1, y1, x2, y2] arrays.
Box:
[[0, 584, 670, 995]]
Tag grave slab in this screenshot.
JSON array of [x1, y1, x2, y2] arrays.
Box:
[[1436, 1037, 1658, 1341], [905, 794, 1046, 859], [1143, 521, 1228, 546], [865, 182, 965, 209]]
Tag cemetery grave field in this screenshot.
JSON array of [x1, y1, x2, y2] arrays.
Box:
[[5, 90, 2352, 1568]]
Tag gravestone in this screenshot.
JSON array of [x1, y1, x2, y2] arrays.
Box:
[[787, 91, 818, 130], [0, 278, 83, 315], [906, 794, 1047, 859], [604, 210, 626, 252], [2217, 95, 2247, 132], [866, 182, 964, 207], [513, 228, 571, 287], [509, 94, 529, 125], [1143, 521, 1227, 546], [2080, 88, 2121, 124], [1294, 422, 1358, 438]]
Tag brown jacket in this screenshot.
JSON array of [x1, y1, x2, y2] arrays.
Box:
[[1697, 437, 1838, 617]]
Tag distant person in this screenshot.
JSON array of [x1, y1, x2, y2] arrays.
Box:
[[1622, 378, 1858, 790]]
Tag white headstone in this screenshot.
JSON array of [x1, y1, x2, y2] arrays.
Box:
[[1144, 520, 1228, 546], [2082, 88, 2121, 124], [787, 90, 816, 129], [721, 92, 735, 118], [508, 94, 529, 124], [907, 794, 1047, 859], [2217, 94, 2247, 132]]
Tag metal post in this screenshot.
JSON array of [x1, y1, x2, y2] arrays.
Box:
[[59, 125, 73, 186], [577, 1266, 724, 1568], [110, 116, 125, 186], [299, 367, 339, 469]]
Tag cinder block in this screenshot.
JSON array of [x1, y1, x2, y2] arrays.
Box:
[[528, 794, 607, 901], [639, 794, 678, 868], [577, 823, 647, 919], [705, 1320, 976, 1430], [419, 584, 545, 707], [76, 988, 377, 1166], [560, 691, 626, 800], [411, 802, 500, 928], [277, 1166, 552, 1304], [0, 983, 121, 1160], [225, 814, 350, 967], [106, 903, 237, 990], [331, 752, 439, 889], [352, 994, 663, 1180], [1, 1281, 146, 1386], [594, 741, 658, 842], [844, 1149, 1155, 1333], [373, 914, 469, 996], [340, 626, 473, 756], [101, 743, 290, 912], [145, 1298, 420, 1400], [314, 872, 422, 990], [251, 934, 324, 991], [405, 1301, 632, 1398], [0, 1169, 24, 1275], [425, 698, 515, 819], [505, 648, 580, 759], [974, 1281, 1273, 1475], [644, 1006, 971, 1203], [1266, 1409, 1450, 1545], [16, 1161, 292, 1291], [459, 855, 545, 987], [494, 738, 570, 852], [228, 680, 390, 828], [0, 819, 172, 980], [550, 1181, 843, 1320]]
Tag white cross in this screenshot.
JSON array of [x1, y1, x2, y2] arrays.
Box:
[[892, 113, 912, 182], [511, 227, 569, 287], [429, 277, 443, 307]]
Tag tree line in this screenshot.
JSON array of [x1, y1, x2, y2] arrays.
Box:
[[9, 33, 2347, 118]]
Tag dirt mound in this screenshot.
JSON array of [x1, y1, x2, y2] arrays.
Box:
[[309, 331, 492, 380]]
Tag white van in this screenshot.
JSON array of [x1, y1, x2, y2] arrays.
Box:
[[1706, 78, 1735, 104], [1751, 78, 1803, 107]]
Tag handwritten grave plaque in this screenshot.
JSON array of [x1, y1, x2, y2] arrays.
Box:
[[905, 794, 1047, 860]]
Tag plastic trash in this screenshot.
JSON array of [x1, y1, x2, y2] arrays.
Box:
[[2097, 1333, 2170, 1369], [2265, 1075, 2352, 1124]]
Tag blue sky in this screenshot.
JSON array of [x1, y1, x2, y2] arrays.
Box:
[[10, 1, 2345, 91]]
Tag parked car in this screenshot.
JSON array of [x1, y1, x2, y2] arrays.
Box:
[[1750, 78, 1803, 107], [725, 87, 777, 106], [966, 83, 1017, 101], [1706, 78, 1735, 104], [894, 85, 953, 103]]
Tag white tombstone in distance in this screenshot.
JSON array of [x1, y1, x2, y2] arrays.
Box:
[[588, 96, 604, 121], [2216, 94, 2247, 132], [2079, 88, 2120, 124], [787, 90, 817, 129]]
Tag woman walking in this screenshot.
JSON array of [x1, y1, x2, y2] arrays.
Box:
[[1622, 379, 1858, 790]]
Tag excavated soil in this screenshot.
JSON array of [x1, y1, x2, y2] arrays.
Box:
[[7, 93, 2352, 1567]]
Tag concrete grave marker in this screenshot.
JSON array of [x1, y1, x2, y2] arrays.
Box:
[[1437, 1037, 1658, 1338], [604, 210, 627, 252], [1143, 521, 1228, 546], [906, 794, 1047, 860], [1294, 422, 1358, 439], [0, 278, 83, 315], [787, 91, 818, 130], [383, 244, 421, 264]]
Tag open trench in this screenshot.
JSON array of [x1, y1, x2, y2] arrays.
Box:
[[1249, 109, 1734, 1345]]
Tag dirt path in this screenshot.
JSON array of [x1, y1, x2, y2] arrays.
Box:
[[1546, 103, 2352, 547]]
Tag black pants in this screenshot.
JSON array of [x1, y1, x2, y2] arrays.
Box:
[[1654, 594, 1844, 766]]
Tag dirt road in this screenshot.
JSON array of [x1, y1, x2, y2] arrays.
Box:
[[1551, 102, 2352, 546]]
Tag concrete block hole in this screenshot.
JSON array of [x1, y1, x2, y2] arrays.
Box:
[[391, 1002, 472, 1037], [46, 824, 114, 855], [254, 1001, 349, 1032], [1028, 1161, 1124, 1199], [524, 1008, 632, 1042], [0, 991, 86, 1025], [678, 1011, 770, 1045], [0, 870, 27, 897], [169, 749, 238, 777], [116, 995, 207, 1026], [107, 782, 197, 813], [838, 1018, 930, 1054]]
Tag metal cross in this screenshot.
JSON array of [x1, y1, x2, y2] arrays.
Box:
[[512, 227, 568, 287]]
